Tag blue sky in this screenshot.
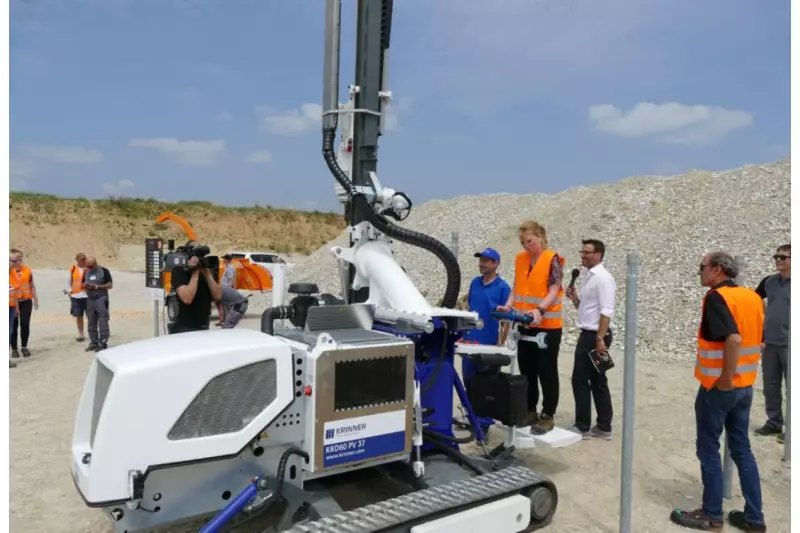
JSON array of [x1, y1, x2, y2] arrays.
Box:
[[10, 0, 790, 212]]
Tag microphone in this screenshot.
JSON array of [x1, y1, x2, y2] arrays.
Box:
[[568, 268, 580, 289]]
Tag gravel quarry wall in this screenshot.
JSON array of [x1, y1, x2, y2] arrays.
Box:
[[291, 158, 791, 363]]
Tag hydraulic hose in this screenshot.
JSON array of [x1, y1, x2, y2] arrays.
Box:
[[323, 125, 355, 197], [351, 194, 460, 308], [230, 447, 310, 531], [260, 305, 296, 336], [322, 125, 461, 309]]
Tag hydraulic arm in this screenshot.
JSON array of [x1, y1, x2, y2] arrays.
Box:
[[321, 0, 461, 309]]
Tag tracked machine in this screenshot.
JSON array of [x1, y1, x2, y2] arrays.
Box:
[[69, 2, 560, 531]]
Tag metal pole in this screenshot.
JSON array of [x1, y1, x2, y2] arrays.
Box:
[[450, 231, 459, 258], [723, 255, 746, 499], [784, 330, 790, 462], [153, 298, 160, 337], [619, 251, 638, 533]]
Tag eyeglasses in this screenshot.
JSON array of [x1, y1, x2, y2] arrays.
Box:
[[773, 254, 791, 261]]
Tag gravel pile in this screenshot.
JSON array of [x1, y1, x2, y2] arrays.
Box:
[[291, 158, 791, 363]]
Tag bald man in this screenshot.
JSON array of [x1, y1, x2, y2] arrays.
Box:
[[82, 256, 113, 352]]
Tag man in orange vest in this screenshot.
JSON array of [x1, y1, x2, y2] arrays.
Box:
[[8, 253, 18, 369], [9, 248, 38, 359], [670, 251, 767, 532], [65, 253, 89, 342], [497, 220, 565, 435]]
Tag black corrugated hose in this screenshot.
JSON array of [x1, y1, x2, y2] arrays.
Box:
[[322, 125, 461, 308]]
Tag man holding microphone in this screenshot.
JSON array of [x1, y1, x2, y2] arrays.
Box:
[[565, 239, 617, 440]]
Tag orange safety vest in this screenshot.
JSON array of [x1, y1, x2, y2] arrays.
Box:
[[9, 283, 17, 308], [695, 284, 764, 389], [10, 266, 33, 300], [512, 249, 566, 330], [70, 264, 86, 294]]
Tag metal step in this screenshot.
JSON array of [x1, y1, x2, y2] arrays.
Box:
[[282, 466, 552, 533]]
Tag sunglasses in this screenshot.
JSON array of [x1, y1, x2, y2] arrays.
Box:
[[773, 254, 791, 261]]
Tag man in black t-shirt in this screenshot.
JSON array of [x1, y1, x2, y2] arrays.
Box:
[[169, 255, 223, 334]]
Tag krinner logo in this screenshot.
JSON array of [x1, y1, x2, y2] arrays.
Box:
[[326, 423, 367, 440]]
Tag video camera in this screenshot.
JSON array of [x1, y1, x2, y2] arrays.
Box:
[[163, 240, 220, 276]]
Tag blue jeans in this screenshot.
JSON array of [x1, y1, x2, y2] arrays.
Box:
[[695, 385, 764, 524]]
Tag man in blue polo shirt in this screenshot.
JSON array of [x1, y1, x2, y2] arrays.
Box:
[[461, 248, 512, 432]]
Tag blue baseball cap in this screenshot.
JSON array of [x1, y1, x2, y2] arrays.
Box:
[[474, 247, 501, 262]]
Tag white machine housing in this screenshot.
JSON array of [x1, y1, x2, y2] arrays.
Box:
[[71, 308, 419, 531], [71, 329, 296, 505]]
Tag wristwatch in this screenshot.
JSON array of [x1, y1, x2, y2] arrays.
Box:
[[536, 306, 546, 316]]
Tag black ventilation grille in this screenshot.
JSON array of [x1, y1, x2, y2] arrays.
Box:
[[334, 356, 406, 411], [168, 360, 277, 440]]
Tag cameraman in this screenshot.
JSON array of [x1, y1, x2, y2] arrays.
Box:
[[170, 255, 223, 334]]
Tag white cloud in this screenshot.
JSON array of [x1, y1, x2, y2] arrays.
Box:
[[259, 103, 323, 135], [588, 102, 754, 145], [102, 179, 135, 196], [258, 98, 407, 135], [128, 137, 227, 166], [20, 144, 103, 164], [9, 159, 34, 191], [10, 159, 35, 178], [245, 150, 273, 164]]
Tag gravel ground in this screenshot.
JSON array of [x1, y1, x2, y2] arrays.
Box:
[[291, 158, 791, 363], [9, 269, 791, 533]]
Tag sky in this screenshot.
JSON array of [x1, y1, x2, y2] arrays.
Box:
[[9, 0, 791, 212]]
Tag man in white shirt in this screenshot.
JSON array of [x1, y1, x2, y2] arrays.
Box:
[[564, 239, 617, 440]]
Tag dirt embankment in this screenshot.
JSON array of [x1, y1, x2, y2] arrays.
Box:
[[9, 193, 347, 271]]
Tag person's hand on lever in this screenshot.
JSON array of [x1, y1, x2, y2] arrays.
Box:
[[524, 307, 543, 325]]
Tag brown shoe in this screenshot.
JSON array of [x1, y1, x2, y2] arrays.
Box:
[[531, 414, 555, 435], [670, 508, 723, 530]]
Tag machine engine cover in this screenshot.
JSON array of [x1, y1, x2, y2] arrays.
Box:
[[71, 328, 295, 506], [469, 372, 529, 427], [306, 339, 415, 473]]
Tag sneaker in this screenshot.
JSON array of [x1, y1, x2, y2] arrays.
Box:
[[99, 343, 108, 351], [727, 510, 766, 532], [753, 423, 782, 437], [10, 349, 19, 359], [530, 414, 555, 435], [85, 344, 99, 352], [777, 432, 785, 444], [567, 424, 590, 439], [590, 426, 612, 440], [20, 347, 31, 358], [669, 508, 724, 531]]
